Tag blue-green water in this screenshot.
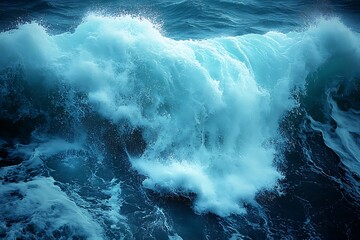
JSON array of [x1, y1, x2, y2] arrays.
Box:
[[0, 1, 360, 239]]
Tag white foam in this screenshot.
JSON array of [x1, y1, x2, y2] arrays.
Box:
[[1, 15, 359, 216], [0, 177, 103, 239]]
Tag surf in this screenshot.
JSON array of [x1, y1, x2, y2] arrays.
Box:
[[0, 14, 359, 222]]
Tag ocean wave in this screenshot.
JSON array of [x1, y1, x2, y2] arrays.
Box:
[[0, 14, 359, 220]]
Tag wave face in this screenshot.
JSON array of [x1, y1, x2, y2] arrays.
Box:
[[1, 9, 360, 240]]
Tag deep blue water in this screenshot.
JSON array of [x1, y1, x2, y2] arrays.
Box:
[[0, 0, 360, 239]]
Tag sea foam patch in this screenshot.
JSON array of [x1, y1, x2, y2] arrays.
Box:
[[0, 177, 103, 239]]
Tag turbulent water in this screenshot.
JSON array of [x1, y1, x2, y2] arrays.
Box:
[[0, 0, 360, 239]]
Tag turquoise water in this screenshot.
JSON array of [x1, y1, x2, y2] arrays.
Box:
[[0, 1, 360, 239]]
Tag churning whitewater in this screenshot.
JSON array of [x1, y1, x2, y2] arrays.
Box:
[[1, 12, 360, 239]]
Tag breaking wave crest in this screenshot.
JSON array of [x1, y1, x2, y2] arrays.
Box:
[[0, 14, 359, 219]]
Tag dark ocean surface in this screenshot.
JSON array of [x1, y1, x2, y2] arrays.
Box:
[[0, 0, 360, 239]]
